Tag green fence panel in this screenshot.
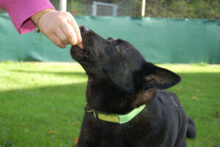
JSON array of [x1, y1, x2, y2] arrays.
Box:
[[0, 13, 219, 63], [0, 13, 72, 62]]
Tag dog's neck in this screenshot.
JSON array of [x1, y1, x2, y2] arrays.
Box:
[[86, 77, 155, 114]]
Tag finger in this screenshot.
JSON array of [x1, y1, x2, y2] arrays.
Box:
[[60, 19, 78, 46], [47, 32, 66, 48], [54, 27, 68, 45], [66, 13, 83, 46]]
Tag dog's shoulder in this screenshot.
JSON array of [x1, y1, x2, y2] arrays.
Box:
[[154, 90, 180, 107], [153, 90, 187, 125]]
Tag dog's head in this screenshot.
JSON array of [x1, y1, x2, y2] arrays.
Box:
[[71, 26, 181, 106]]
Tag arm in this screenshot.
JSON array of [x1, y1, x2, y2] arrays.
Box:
[[0, 0, 82, 48], [0, 0, 54, 34]]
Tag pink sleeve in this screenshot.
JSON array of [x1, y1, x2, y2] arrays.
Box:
[[0, 0, 55, 34]]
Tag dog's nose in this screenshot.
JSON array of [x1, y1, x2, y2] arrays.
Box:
[[80, 26, 90, 32]]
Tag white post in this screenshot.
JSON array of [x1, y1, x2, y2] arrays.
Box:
[[141, 0, 146, 17], [59, 0, 67, 12], [92, 1, 97, 16], [113, 5, 118, 16]]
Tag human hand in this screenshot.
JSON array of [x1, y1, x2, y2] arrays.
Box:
[[31, 9, 83, 48]]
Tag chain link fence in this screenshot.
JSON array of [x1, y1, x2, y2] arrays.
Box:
[[50, 0, 220, 19], [50, 0, 137, 16], [1, 0, 219, 19]]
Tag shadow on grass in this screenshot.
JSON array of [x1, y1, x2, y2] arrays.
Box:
[[0, 72, 219, 146], [0, 82, 87, 147]]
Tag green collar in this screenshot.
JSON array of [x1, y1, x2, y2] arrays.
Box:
[[85, 104, 146, 124]]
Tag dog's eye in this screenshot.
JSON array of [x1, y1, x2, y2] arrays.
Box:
[[108, 37, 115, 41]]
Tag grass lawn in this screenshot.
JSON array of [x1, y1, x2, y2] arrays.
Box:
[[0, 62, 219, 147]]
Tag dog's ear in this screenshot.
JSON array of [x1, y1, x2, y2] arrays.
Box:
[[136, 63, 181, 90]]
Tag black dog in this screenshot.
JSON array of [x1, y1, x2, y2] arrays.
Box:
[[71, 26, 196, 147]]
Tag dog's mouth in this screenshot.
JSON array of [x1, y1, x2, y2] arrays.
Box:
[[70, 26, 95, 65]]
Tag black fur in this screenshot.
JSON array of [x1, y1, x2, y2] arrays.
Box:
[[71, 26, 196, 147]]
